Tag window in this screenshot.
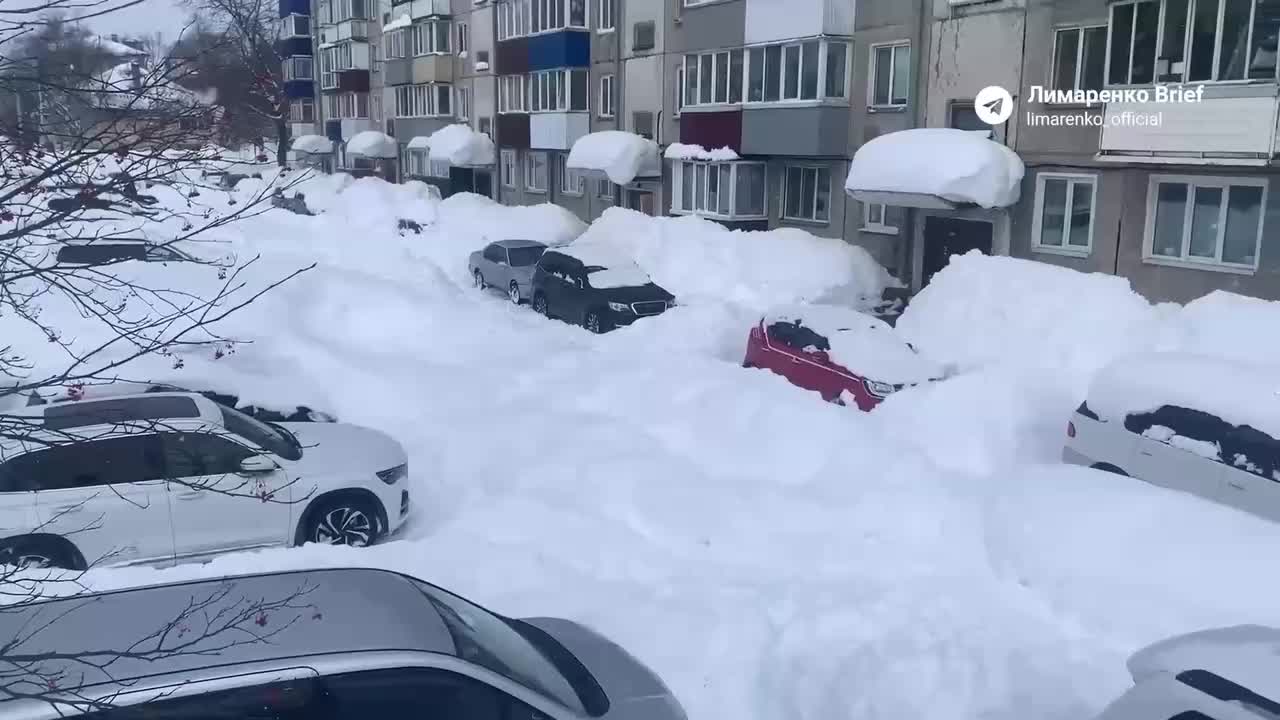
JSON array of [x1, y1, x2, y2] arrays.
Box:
[[478, 116, 492, 137], [334, 0, 368, 21], [75, 677, 322, 720], [405, 149, 449, 177], [1145, 175, 1266, 269], [458, 86, 470, 119], [160, 433, 253, 478], [525, 151, 548, 192], [824, 40, 848, 98], [393, 84, 453, 117], [498, 0, 586, 38], [384, 28, 406, 58], [1051, 26, 1106, 91], [633, 20, 655, 51], [596, 0, 613, 31], [675, 67, 684, 114], [670, 161, 766, 218], [501, 149, 517, 187], [409, 20, 451, 55], [782, 165, 831, 223], [598, 74, 615, 117], [558, 154, 585, 195], [528, 69, 588, 111], [324, 668, 513, 720], [863, 202, 899, 234], [1110, 0, 1279, 84], [283, 56, 314, 81], [0, 436, 164, 491], [499, 74, 526, 112], [596, 177, 613, 201], [683, 0, 714, 5], [282, 13, 310, 37], [1032, 173, 1096, 254], [290, 98, 315, 123], [870, 42, 910, 106], [457, 21, 468, 53], [686, 40, 847, 108], [632, 111, 654, 138], [483, 244, 505, 263]]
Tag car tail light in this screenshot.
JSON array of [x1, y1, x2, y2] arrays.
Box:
[[1067, 421, 1076, 438]]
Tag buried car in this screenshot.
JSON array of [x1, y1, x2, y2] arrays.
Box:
[[743, 304, 947, 410], [530, 247, 675, 333], [26, 380, 337, 423], [469, 239, 548, 305]]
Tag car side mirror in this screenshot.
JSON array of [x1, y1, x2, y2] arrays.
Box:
[[239, 455, 276, 473]]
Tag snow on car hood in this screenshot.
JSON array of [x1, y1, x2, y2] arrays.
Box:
[[768, 304, 945, 385], [279, 421, 406, 473]]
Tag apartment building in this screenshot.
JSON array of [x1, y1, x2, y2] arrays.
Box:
[[279, 0, 317, 143]]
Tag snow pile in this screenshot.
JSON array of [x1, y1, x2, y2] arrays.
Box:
[[559, 243, 654, 288], [1170, 291, 1280, 366], [567, 131, 661, 185], [292, 135, 334, 155], [383, 13, 412, 30], [766, 305, 943, 384], [345, 131, 398, 159], [897, 252, 1160, 390], [427, 123, 496, 167], [1088, 353, 1280, 439], [573, 208, 897, 309], [92, 35, 146, 57], [845, 128, 1025, 209], [1127, 625, 1280, 691], [663, 143, 739, 161]]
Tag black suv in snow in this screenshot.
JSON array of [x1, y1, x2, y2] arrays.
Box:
[[530, 248, 675, 333]]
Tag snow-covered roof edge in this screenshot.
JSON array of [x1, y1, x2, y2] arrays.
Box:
[[345, 130, 398, 158], [426, 123, 495, 166], [567, 131, 661, 185], [844, 128, 1024, 209], [664, 143, 739, 161], [292, 135, 334, 154]]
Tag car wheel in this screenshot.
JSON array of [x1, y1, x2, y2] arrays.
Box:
[[509, 282, 522, 305], [473, 269, 486, 290], [533, 294, 549, 316], [584, 311, 605, 334], [0, 537, 79, 571], [306, 497, 379, 547]]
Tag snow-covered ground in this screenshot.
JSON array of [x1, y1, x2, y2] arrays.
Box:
[[9, 167, 1280, 720]]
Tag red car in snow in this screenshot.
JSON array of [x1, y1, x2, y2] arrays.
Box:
[[742, 305, 945, 410]]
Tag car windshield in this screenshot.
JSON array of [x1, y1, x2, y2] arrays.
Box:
[[414, 581, 584, 712], [585, 263, 651, 289], [507, 246, 544, 266], [218, 405, 301, 461]]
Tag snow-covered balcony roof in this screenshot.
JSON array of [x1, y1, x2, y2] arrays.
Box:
[[292, 135, 334, 155], [568, 131, 661, 185], [844, 128, 1025, 210], [345, 131, 398, 159], [410, 124, 495, 167]]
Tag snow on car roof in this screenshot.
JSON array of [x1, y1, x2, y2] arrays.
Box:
[[1127, 625, 1280, 709], [766, 304, 944, 385], [1087, 353, 1280, 440], [557, 244, 654, 288]]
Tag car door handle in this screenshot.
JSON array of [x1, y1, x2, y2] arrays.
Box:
[[50, 503, 83, 514], [1228, 481, 1246, 490], [1139, 450, 1153, 456], [174, 490, 204, 501]]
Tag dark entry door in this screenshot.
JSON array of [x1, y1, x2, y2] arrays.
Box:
[[922, 217, 993, 286], [473, 169, 493, 198]]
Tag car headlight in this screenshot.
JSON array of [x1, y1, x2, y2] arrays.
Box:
[[667, 299, 677, 308], [376, 463, 407, 484], [606, 301, 630, 312], [865, 379, 895, 397], [307, 410, 337, 423]]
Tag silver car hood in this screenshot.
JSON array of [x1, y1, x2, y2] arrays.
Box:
[[520, 617, 687, 720]]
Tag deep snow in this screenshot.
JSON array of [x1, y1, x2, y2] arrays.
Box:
[[7, 170, 1280, 720]]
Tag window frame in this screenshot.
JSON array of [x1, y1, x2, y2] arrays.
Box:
[[500, 148, 517, 188], [596, 0, 614, 32], [781, 164, 832, 224], [457, 21, 469, 53], [525, 150, 548, 192], [598, 73, 615, 117], [868, 40, 910, 108], [1050, 24, 1108, 91], [669, 160, 767, 220], [498, 0, 589, 39], [1106, 0, 1276, 87], [1142, 173, 1268, 272], [1031, 172, 1098, 257], [862, 201, 898, 235], [681, 39, 850, 110], [558, 154, 585, 195], [526, 69, 588, 112], [282, 13, 310, 38]]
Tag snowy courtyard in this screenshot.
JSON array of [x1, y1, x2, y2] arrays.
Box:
[[7, 163, 1280, 720]]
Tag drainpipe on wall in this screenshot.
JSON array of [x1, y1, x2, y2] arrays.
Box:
[[492, 0, 502, 203], [900, 0, 929, 289]]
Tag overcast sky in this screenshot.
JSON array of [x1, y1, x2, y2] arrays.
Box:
[[77, 0, 196, 45]]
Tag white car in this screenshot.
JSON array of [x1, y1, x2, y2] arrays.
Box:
[[1094, 625, 1280, 720], [1064, 353, 1280, 522], [0, 392, 410, 570]]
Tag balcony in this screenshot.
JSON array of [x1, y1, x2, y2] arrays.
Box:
[[529, 112, 589, 150], [284, 79, 315, 99], [497, 113, 531, 149], [496, 31, 589, 74], [408, 0, 449, 19], [385, 59, 412, 86], [337, 69, 370, 93], [277, 36, 312, 58], [278, 0, 308, 18], [740, 105, 849, 157], [679, 110, 742, 154], [744, 0, 853, 45], [411, 55, 454, 84], [1098, 86, 1280, 165], [329, 19, 368, 41]]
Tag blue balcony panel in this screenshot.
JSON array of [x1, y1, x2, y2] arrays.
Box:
[[527, 30, 589, 72], [278, 36, 312, 58], [284, 80, 314, 100], [278, 0, 308, 17]]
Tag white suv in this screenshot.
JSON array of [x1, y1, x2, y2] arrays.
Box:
[[0, 392, 410, 570]]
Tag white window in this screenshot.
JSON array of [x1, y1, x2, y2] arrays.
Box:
[[457, 22, 469, 53], [870, 42, 909, 107], [499, 75, 527, 112], [283, 56, 314, 81], [525, 151, 548, 192], [282, 13, 310, 38], [334, 0, 367, 21], [782, 165, 831, 223], [670, 161, 766, 219], [596, 177, 613, 200], [501, 149, 517, 188], [528, 69, 588, 112], [1051, 26, 1106, 91], [458, 86, 471, 119], [684, 40, 848, 108], [558, 154, 585, 195], [498, 0, 584, 38], [1108, 0, 1278, 85], [674, 67, 684, 115], [1032, 174, 1096, 255], [596, 0, 613, 31], [385, 28, 406, 59], [290, 98, 315, 123], [862, 202, 898, 235], [410, 20, 451, 55], [334, 91, 368, 118], [1144, 175, 1266, 270], [682, 0, 713, 5], [394, 84, 453, 117], [598, 74, 615, 117], [683, 49, 742, 106]]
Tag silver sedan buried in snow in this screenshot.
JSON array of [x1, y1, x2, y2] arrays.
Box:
[[0, 567, 689, 720], [469, 238, 548, 305]]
